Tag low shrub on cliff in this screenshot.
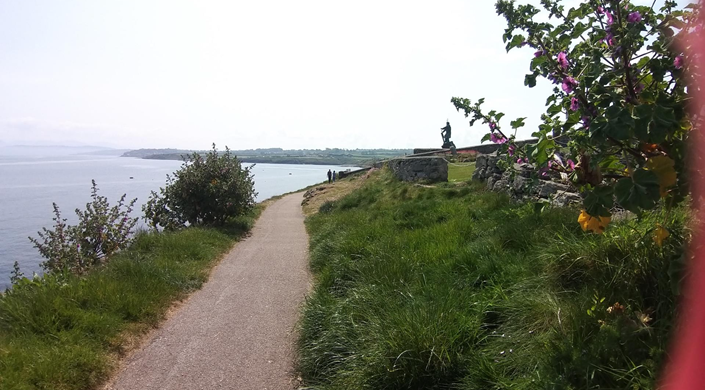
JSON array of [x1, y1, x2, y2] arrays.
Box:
[[143, 144, 257, 230], [26, 180, 138, 275]]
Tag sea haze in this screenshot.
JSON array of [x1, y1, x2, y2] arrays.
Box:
[[0, 154, 353, 288]]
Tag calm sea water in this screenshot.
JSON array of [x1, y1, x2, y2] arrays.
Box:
[[0, 155, 352, 288]]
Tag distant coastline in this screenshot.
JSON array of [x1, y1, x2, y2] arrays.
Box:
[[121, 148, 412, 167]]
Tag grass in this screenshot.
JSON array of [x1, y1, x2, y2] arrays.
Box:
[[0, 210, 260, 390], [301, 169, 378, 216], [298, 169, 689, 389], [448, 162, 475, 182]]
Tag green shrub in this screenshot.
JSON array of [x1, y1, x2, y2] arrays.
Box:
[[27, 180, 138, 275], [143, 144, 257, 230]]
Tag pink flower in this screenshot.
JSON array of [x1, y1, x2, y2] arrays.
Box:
[[627, 12, 642, 23], [557, 52, 569, 70], [490, 133, 507, 144], [562, 76, 578, 93], [567, 159, 576, 171], [489, 122, 497, 130], [508, 145, 516, 156], [597, 6, 605, 15], [606, 11, 615, 25], [570, 97, 579, 111], [674, 55, 684, 69], [517, 158, 528, 164]]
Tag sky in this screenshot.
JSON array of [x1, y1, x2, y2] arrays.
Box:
[[0, 0, 684, 150]]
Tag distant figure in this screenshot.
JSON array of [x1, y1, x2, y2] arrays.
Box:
[[441, 121, 452, 148], [333, 171, 337, 182], [327, 169, 332, 183]]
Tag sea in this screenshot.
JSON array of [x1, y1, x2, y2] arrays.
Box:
[[0, 154, 353, 289]]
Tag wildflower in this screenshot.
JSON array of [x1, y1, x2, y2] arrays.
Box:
[[567, 159, 576, 171], [557, 52, 569, 70], [534, 50, 544, 57], [597, 6, 605, 14], [490, 133, 507, 144], [653, 224, 670, 247], [570, 97, 579, 111], [508, 144, 516, 156], [627, 11, 642, 23], [674, 55, 684, 69], [578, 210, 611, 234], [606, 11, 615, 25], [489, 122, 497, 130], [562, 76, 578, 93], [605, 32, 615, 46], [517, 157, 527, 164]]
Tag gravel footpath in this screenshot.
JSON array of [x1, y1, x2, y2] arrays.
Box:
[[107, 193, 310, 390]]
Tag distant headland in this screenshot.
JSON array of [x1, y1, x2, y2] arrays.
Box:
[[121, 148, 412, 167]]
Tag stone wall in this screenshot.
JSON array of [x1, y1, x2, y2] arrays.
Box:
[[387, 156, 448, 182], [473, 154, 581, 207]]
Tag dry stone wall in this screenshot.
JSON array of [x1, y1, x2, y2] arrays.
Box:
[[473, 154, 582, 207], [387, 156, 448, 183]]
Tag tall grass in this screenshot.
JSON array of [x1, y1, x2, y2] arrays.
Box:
[[0, 212, 258, 390], [298, 170, 689, 389]]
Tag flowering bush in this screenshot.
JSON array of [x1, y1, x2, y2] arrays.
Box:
[[453, 0, 699, 236], [143, 144, 257, 230], [28, 180, 138, 275]]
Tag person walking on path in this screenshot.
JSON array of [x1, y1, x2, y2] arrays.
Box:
[[327, 169, 332, 183], [332, 170, 336, 182]]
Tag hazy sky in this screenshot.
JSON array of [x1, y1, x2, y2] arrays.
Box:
[[0, 0, 682, 150]]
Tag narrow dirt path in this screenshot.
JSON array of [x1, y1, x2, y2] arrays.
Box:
[[107, 193, 310, 390]]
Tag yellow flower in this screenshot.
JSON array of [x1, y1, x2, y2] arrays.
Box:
[[211, 179, 218, 185], [653, 224, 670, 247], [578, 210, 611, 234], [645, 155, 677, 197]]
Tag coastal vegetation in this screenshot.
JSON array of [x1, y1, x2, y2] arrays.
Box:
[[1, 144, 260, 389], [298, 169, 689, 388], [0, 221, 256, 389], [143, 144, 257, 230], [452, 0, 695, 234], [298, 1, 698, 387]]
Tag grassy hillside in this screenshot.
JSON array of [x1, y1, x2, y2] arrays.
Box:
[[0, 213, 258, 390], [298, 169, 689, 389]]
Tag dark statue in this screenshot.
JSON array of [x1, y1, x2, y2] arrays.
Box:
[[440, 121, 455, 149]]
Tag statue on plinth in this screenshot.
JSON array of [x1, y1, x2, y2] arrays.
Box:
[[440, 121, 455, 149]]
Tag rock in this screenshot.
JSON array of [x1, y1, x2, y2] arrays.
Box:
[[552, 191, 582, 207], [536, 181, 571, 198]]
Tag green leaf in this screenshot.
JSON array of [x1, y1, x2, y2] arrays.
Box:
[[614, 169, 661, 213], [583, 187, 613, 217], [530, 55, 548, 71], [510, 117, 526, 129], [524, 74, 537, 88]]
